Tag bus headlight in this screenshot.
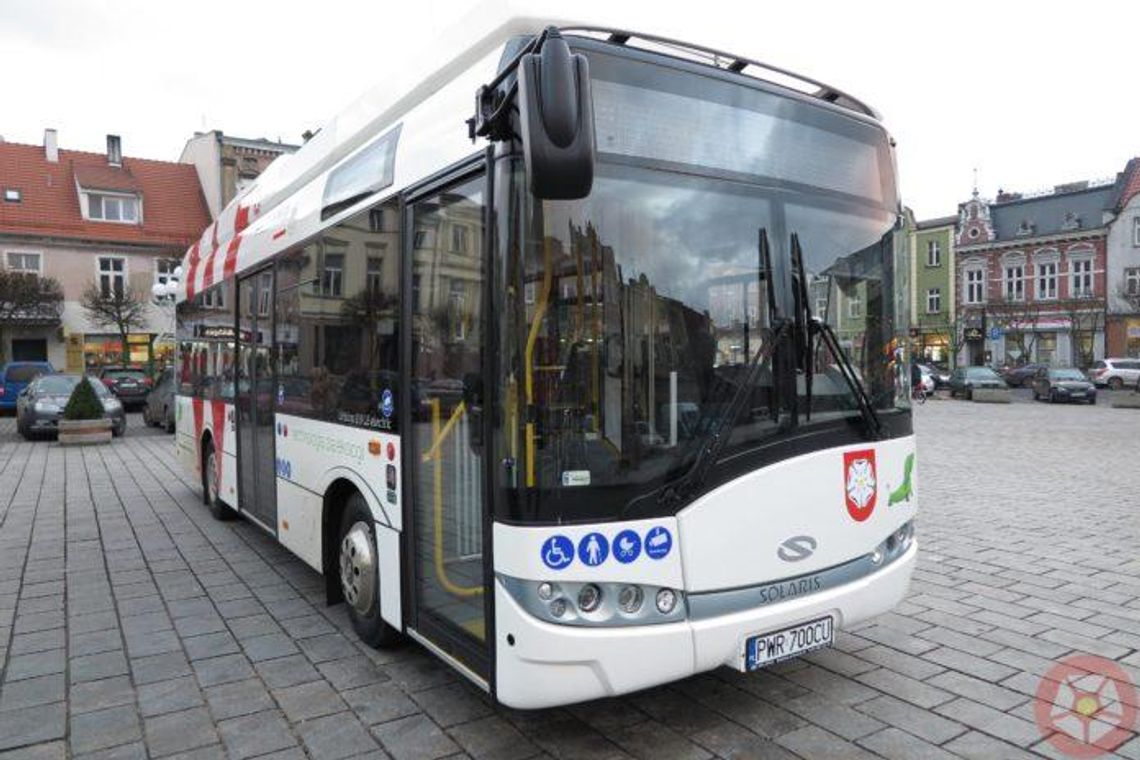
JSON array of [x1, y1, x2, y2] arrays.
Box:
[[577, 584, 602, 613], [503, 577, 684, 627], [617, 585, 643, 614]]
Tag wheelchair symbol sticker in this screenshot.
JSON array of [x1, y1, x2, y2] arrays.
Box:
[[613, 530, 641, 564], [645, 526, 673, 560], [541, 535, 574, 570], [578, 533, 609, 567], [380, 389, 394, 419]]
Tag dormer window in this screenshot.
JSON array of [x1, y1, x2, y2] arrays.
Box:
[[1061, 211, 1081, 231], [86, 192, 140, 223], [1016, 219, 1034, 237]]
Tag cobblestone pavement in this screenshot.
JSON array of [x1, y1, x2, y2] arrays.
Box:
[[1, 400, 1139, 760]]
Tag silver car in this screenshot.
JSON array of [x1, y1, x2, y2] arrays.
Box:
[[16, 374, 126, 439], [1090, 358, 1140, 390]]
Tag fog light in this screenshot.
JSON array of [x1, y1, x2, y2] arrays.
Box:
[[895, 523, 912, 550], [655, 588, 677, 614], [617, 585, 643, 614], [871, 548, 884, 565], [537, 582, 555, 601], [549, 598, 567, 618], [577, 584, 602, 613]]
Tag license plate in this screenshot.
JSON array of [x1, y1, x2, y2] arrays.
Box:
[[744, 616, 834, 670], [1070, 392, 1085, 397]]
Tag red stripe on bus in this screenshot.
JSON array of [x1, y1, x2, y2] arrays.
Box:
[[223, 235, 242, 281], [272, 228, 286, 240], [211, 400, 226, 487], [184, 241, 201, 299], [191, 397, 205, 470], [200, 243, 219, 291], [234, 204, 250, 234]]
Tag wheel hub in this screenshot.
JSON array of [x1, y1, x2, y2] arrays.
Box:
[[340, 521, 376, 614]]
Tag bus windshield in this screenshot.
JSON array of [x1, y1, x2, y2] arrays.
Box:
[[494, 48, 907, 524]]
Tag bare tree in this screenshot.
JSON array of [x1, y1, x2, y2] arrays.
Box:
[[1062, 298, 1105, 369], [0, 271, 64, 361], [81, 282, 149, 365], [986, 297, 1044, 365]]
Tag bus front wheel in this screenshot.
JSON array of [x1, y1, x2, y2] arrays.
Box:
[[338, 494, 401, 648], [202, 440, 232, 521]]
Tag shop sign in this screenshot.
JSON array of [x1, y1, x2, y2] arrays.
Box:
[[964, 327, 984, 341]]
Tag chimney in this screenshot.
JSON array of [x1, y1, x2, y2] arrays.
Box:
[[107, 134, 122, 166], [44, 128, 59, 163]]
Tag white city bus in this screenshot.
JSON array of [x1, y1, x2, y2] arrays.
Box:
[[174, 16, 917, 708]]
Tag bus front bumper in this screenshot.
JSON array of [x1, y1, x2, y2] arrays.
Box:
[[494, 540, 916, 709]]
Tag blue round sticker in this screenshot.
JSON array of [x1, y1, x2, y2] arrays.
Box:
[[578, 533, 609, 567], [277, 383, 285, 405], [541, 535, 574, 570], [644, 526, 673, 560], [380, 389, 394, 419], [613, 530, 642, 564]]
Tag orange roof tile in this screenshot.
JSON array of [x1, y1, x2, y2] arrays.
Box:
[[0, 141, 210, 249]]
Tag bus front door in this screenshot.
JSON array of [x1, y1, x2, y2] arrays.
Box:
[[236, 268, 278, 532], [405, 172, 489, 681]]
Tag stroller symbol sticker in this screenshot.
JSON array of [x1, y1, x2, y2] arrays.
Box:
[[541, 535, 574, 570], [644, 526, 672, 560], [578, 533, 609, 567], [613, 530, 641, 564]]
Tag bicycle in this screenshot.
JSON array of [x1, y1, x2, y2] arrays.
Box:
[[911, 384, 927, 405]]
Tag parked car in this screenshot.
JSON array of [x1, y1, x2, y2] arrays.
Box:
[[948, 366, 1006, 400], [1031, 367, 1097, 404], [918, 363, 951, 390], [98, 366, 152, 409], [16, 374, 125, 439], [1001, 362, 1047, 388], [143, 369, 176, 433], [0, 361, 54, 411], [1089, 358, 1140, 390]]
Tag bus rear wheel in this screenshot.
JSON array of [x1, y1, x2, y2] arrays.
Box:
[[338, 494, 400, 648], [202, 440, 232, 521]]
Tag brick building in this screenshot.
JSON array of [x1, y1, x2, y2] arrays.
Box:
[[953, 181, 1113, 369], [179, 131, 298, 220], [0, 130, 210, 370]]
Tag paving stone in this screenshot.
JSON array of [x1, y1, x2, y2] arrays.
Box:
[[776, 725, 882, 760], [857, 727, 960, 760], [0, 740, 66, 760], [241, 633, 299, 662], [192, 653, 254, 688], [319, 655, 388, 691], [926, 670, 1028, 712], [70, 629, 123, 657], [131, 652, 192, 685], [216, 710, 297, 760], [0, 703, 66, 751], [70, 675, 137, 714], [782, 693, 884, 741], [296, 633, 356, 664], [273, 679, 346, 722], [940, 730, 1040, 760], [932, 696, 1043, 747], [143, 707, 219, 758], [4, 648, 65, 681], [69, 705, 142, 756], [8, 629, 65, 656], [71, 741, 147, 760], [855, 694, 965, 744], [138, 676, 204, 717], [203, 679, 275, 721], [0, 673, 65, 711], [255, 653, 321, 689], [69, 650, 129, 683], [690, 721, 801, 760], [182, 631, 241, 661], [855, 666, 955, 709], [296, 712, 379, 760], [370, 714, 459, 760], [342, 682, 422, 727]]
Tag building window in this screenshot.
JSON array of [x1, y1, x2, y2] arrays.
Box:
[[98, 257, 126, 298], [87, 193, 140, 223], [965, 268, 985, 304], [926, 288, 941, 314], [1126, 267, 1140, 296], [154, 258, 179, 286], [1133, 218, 1140, 247], [6, 252, 42, 275], [202, 284, 226, 310], [451, 225, 470, 254], [321, 252, 344, 296], [4, 189, 20, 203], [366, 257, 383, 296], [847, 295, 862, 319], [1070, 258, 1093, 298], [1004, 264, 1025, 301], [1037, 261, 1058, 300], [926, 240, 941, 267]]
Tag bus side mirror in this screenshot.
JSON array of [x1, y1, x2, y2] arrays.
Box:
[[516, 29, 595, 200]]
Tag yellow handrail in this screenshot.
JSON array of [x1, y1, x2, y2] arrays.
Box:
[[523, 236, 553, 487], [424, 397, 482, 598]]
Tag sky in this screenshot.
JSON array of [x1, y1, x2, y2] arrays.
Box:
[[2, 0, 1137, 220]]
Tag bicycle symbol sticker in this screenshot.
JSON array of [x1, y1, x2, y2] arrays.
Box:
[[1034, 653, 1138, 758], [541, 535, 574, 571], [644, 526, 672, 560], [578, 533, 609, 567], [613, 530, 641, 564]]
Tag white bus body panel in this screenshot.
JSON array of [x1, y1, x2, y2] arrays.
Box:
[[493, 435, 917, 708]]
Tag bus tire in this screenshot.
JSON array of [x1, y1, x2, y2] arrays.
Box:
[[338, 493, 400, 648], [202, 439, 232, 521]]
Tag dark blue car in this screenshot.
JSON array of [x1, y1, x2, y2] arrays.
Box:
[[0, 362, 54, 410]]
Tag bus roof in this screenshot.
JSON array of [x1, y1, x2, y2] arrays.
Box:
[[177, 14, 883, 304]]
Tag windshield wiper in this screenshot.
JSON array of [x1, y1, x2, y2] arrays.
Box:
[[789, 233, 882, 438], [652, 228, 788, 510]]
